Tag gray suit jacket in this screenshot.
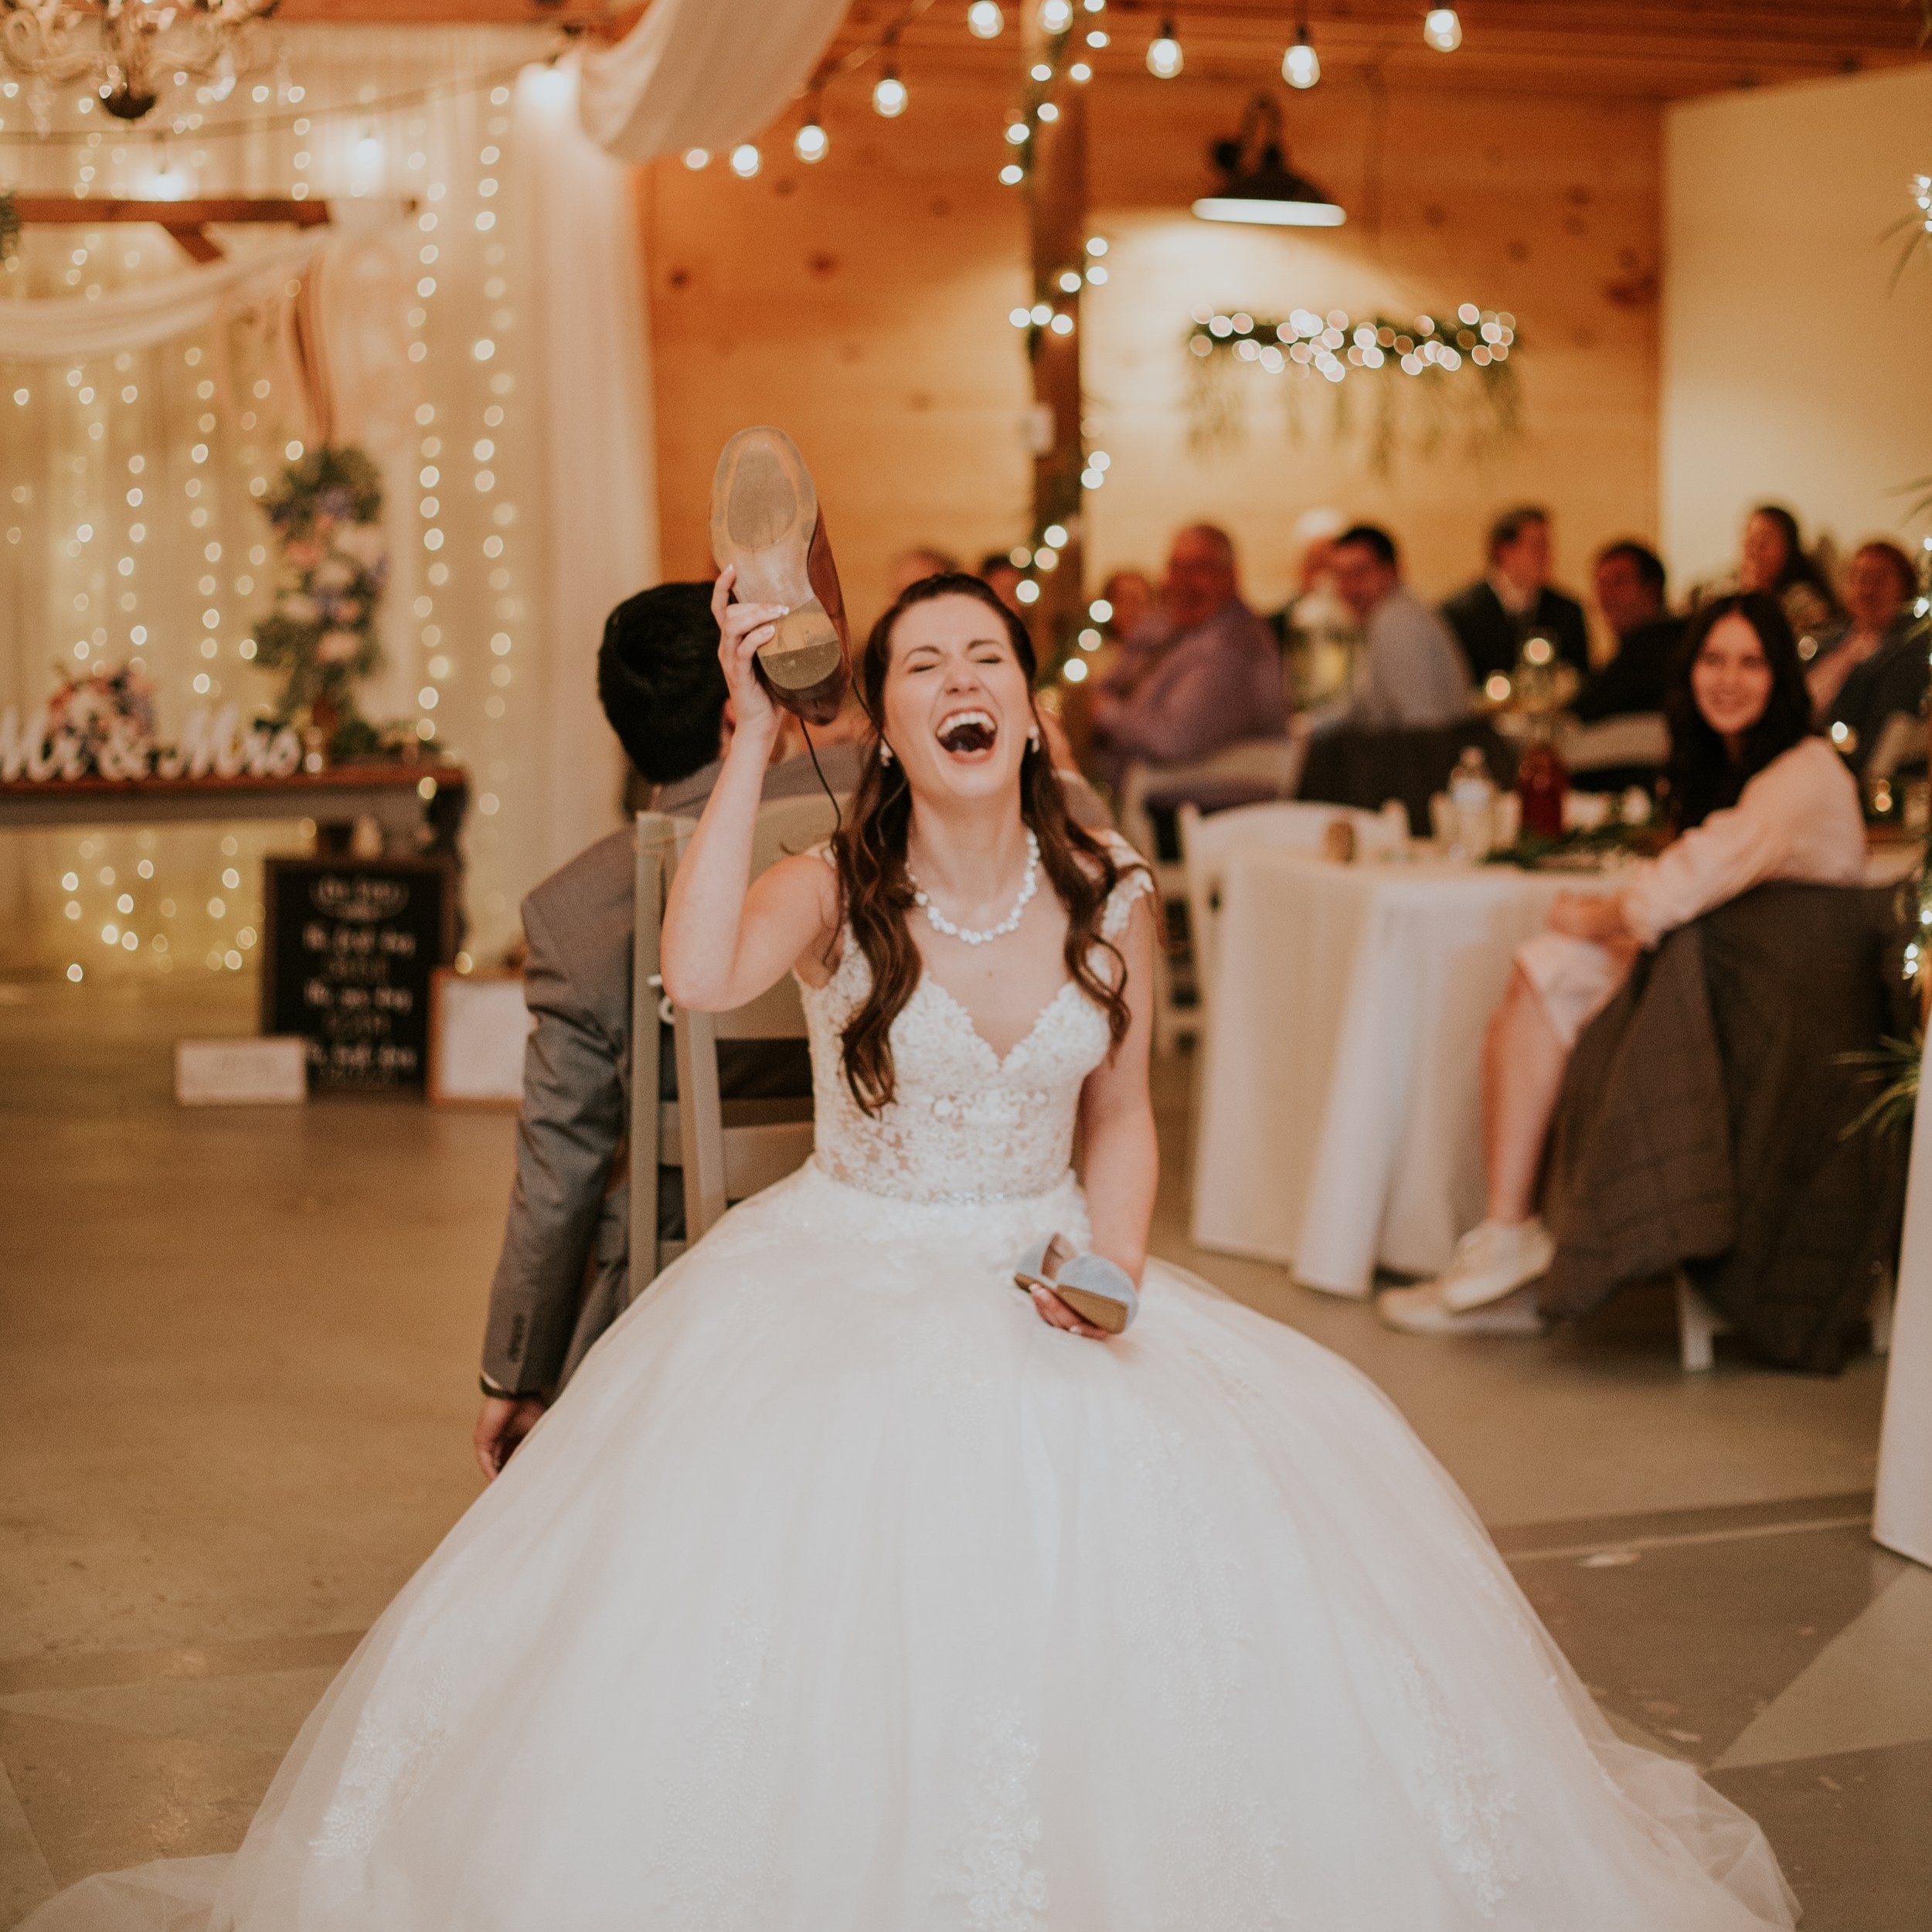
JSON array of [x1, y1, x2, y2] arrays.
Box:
[[479, 746, 859, 1397]]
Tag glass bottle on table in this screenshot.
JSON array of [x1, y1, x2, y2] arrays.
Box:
[[1448, 745, 1497, 860], [1516, 719, 1567, 840]]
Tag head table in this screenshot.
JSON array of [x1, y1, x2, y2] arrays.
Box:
[[1190, 847, 1619, 1296]]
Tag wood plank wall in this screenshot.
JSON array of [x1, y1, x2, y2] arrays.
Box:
[[643, 66, 1662, 645]]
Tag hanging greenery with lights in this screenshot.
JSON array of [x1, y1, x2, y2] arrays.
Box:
[[1186, 305, 1523, 474]]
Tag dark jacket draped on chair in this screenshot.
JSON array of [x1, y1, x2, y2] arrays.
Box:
[[1538, 881, 1909, 1372]]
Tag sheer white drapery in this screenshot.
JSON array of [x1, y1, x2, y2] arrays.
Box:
[[577, 0, 849, 162], [0, 25, 650, 978], [0, 230, 331, 361], [513, 58, 651, 876]]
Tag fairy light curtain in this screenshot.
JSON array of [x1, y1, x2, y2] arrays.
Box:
[[0, 26, 651, 981]]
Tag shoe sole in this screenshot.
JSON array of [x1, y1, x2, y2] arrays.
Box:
[[709, 427, 845, 724]]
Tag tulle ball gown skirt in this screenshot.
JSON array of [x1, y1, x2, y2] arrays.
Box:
[[27, 1165, 1798, 1932]]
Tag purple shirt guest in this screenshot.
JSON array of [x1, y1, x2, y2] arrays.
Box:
[[1090, 525, 1288, 791]]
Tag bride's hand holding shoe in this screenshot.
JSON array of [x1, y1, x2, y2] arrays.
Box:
[[711, 564, 786, 747]]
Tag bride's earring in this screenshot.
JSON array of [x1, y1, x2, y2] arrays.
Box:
[[1028, 726, 1042, 752], [879, 740, 895, 765]]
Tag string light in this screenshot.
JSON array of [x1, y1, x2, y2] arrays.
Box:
[[1039, 0, 1073, 29], [967, 0, 1005, 37], [1423, 7, 1463, 53], [872, 60, 909, 117], [1188, 304, 1516, 387], [1284, 23, 1320, 89], [729, 141, 761, 178], [682, 146, 709, 169], [794, 106, 828, 162], [1146, 19, 1182, 78]]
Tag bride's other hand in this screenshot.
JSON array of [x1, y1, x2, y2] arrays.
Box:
[[1028, 1282, 1112, 1340], [710, 565, 785, 743]]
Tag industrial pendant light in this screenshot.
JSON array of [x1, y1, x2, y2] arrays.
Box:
[[1191, 94, 1344, 229]]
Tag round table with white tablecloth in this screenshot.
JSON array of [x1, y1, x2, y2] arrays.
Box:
[[1189, 849, 1618, 1295]]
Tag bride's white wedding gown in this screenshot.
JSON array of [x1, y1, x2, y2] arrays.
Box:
[[31, 854, 1798, 1931]]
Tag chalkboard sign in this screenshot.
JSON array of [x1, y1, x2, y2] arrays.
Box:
[[260, 857, 457, 1091]]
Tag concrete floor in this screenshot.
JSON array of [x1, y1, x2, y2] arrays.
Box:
[[2, 972, 1927, 1927]]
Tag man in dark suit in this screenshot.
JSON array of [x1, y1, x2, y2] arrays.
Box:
[[473, 583, 861, 1478], [1573, 540, 1685, 723], [1440, 505, 1590, 686]]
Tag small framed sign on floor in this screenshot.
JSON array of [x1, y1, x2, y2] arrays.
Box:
[[261, 855, 458, 1091], [428, 968, 532, 1107]]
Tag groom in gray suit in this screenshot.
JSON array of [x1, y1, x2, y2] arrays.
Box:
[[474, 583, 862, 1478]]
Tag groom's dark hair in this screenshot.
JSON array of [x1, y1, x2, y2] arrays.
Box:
[[597, 580, 728, 785]]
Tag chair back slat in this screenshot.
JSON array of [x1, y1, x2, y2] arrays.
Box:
[[635, 791, 849, 1270], [631, 815, 679, 1280]]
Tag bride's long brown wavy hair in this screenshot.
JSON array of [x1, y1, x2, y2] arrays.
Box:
[[830, 573, 1141, 1117]]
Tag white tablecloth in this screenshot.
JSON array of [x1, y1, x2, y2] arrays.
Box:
[[1191, 852, 1614, 1295], [1875, 1027, 1932, 1570]]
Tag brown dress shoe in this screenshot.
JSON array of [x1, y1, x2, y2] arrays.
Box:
[[709, 427, 850, 726]]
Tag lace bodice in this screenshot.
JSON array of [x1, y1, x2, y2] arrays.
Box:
[[798, 835, 1151, 1205]]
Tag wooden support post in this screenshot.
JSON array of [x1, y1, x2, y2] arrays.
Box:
[[1021, 22, 1088, 675]]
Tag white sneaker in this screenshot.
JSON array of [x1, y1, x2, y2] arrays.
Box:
[[1376, 1281, 1546, 1336], [1432, 1218, 1556, 1313]]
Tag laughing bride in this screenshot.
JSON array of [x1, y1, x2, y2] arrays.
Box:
[[30, 568, 1798, 1931]]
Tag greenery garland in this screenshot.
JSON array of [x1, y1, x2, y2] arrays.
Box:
[[1186, 304, 1522, 474], [250, 445, 388, 755]]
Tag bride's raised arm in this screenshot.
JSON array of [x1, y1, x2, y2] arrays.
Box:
[[660, 569, 842, 1012]]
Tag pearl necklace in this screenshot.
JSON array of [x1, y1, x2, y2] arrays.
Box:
[[908, 829, 1040, 946]]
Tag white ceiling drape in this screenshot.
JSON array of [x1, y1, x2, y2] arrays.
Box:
[[577, 0, 849, 161], [0, 230, 334, 361]]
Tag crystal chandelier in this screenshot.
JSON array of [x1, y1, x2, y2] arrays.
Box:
[[1, 1, 279, 128]]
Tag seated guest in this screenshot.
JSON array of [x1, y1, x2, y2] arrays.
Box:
[[1808, 539, 1924, 775], [887, 545, 960, 597], [1572, 540, 1685, 723], [1440, 505, 1590, 684], [1326, 522, 1473, 728], [1274, 507, 1360, 706], [1699, 502, 1840, 642], [978, 549, 1027, 618], [1379, 592, 1866, 1334], [1075, 566, 1158, 699], [1100, 566, 1157, 652], [474, 584, 864, 1477], [1087, 522, 1287, 790]]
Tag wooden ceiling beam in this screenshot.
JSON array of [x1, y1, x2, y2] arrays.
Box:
[[273, 0, 621, 24], [832, 0, 1930, 97]]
